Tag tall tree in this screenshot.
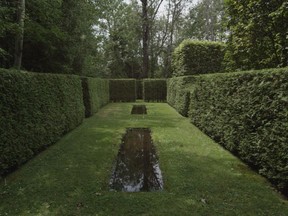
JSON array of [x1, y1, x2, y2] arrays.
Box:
[[61, 0, 97, 75], [181, 0, 226, 41], [140, 0, 164, 78], [149, 0, 188, 78], [22, 0, 70, 73], [94, 0, 142, 78], [141, 0, 149, 78], [13, 0, 25, 69], [164, 0, 186, 77]]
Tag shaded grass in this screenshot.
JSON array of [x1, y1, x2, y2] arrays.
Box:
[[0, 103, 287, 215]]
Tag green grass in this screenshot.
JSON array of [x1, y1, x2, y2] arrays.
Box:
[[0, 103, 287, 215]]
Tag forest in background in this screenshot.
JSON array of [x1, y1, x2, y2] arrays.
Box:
[[0, 0, 287, 78]]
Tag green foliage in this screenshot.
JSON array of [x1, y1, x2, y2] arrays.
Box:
[[1, 0, 100, 76], [172, 40, 226, 77], [143, 79, 167, 102], [167, 76, 197, 116], [23, 0, 68, 72], [188, 67, 288, 194], [181, 0, 226, 41], [225, 0, 288, 70], [60, 0, 102, 76], [109, 79, 136, 102], [0, 68, 84, 176], [82, 77, 109, 118], [95, 0, 142, 78], [136, 79, 143, 99], [0, 1, 17, 67]]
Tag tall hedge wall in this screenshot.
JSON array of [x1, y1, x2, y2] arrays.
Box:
[[143, 79, 167, 102], [188, 68, 288, 195], [109, 79, 136, 102], [0, 69, 84, 176], [82, 77, 109, 117], [172, 40, 226, 77], [167, 76, 197, 116]]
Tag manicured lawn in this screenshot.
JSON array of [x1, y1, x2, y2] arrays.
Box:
[[0, 103, 287, 215]]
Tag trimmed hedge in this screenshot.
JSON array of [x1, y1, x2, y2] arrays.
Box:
[[136, 79, 143, 99], [143, 79, 167, 102], [109, 79, 136, 102], [188, 68, 288, 195], [82, 77, 109, 117], [167, 76, 197, 116], [172, 40, 226, 77], [0, 69, 84, 176]]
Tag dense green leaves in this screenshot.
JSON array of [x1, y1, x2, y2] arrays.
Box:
[[188, 68, 288, 195], [172, 40, 226, 76], [0, 0, 99, 76], [0, 68, 84, 175], [0, 1, 18, 68], [225, 0, 288, 70]]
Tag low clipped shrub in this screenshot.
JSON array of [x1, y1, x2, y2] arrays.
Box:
[[188, 68, 288, 195], [143, 79, 167, 102], [109, 79, 136, 102], [167, 76, 197, 116], [82, 77, 109, 117], [172, 40, 226, 77], [0, 69, 84, 176], [136, 79, 143, 99]]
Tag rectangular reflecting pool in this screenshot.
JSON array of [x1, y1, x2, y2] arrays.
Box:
[[110, 128, 163, 192], [131, 105, 147, 114]]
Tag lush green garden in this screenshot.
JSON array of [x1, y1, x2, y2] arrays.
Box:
[[1, 102, 287, 215], [1, 44, 287, 215], [1, 1, 287, 215]]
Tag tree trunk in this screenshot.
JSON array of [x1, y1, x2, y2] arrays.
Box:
[[141, 0, 149, 78], [14, 0, 25, 70], [150, 42, 155, 78]]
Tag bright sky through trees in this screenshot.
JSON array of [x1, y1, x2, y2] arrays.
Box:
[[123, 0, 199, 15]]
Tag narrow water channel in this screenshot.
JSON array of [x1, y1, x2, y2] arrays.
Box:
[[110, 128, 163, 192]]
